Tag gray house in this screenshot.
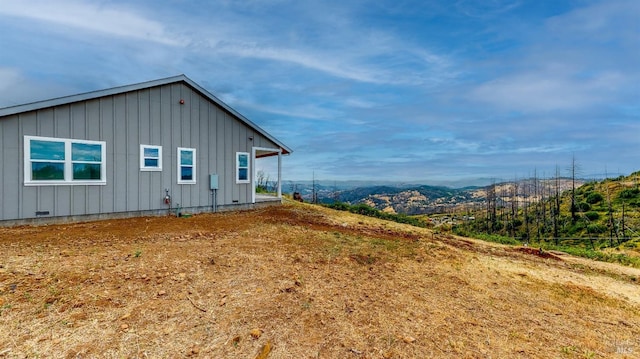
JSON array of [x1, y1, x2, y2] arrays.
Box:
[[0, 75, 292, 225]]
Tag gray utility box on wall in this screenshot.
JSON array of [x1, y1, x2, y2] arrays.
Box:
[[210, 174, 219, 190]]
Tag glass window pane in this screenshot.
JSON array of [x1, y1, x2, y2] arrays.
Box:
[[32, 162, 64, 180], [144, 158, 159, 167], [238, 168, 248, 181], [31, 140, 65, 160], [73, 163, 102, 180], [72, 143, 102, 161], [180, 150, 193, 165], [144, 147, 159, 158], [181, 166, 193, 180], [238, 154, 248, 167]]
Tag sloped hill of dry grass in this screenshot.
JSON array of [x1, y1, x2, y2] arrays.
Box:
[[1, 202, 639, 358]]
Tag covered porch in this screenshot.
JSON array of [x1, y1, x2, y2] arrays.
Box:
[[251, 147, 285, 204]]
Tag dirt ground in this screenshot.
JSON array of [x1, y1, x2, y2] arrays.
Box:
[[1, 202, 639, 358]]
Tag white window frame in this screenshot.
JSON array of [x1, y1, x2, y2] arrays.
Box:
[[140, 144, 162, 171], [177, 147, 196, 184], [236, 152, 250, 184], [24, 135, 106, 186]]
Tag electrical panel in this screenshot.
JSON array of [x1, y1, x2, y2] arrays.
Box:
[[210, 174, 219, 190]]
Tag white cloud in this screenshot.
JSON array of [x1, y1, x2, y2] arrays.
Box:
[[469, 0, 637, 113], [455, 0, 522, 18], [207, 40, 455, 86], [184, 3, 456, 86], [230, 98, 342, 121], [211, 41, 385, 84], [0, 68, 21, 93], [546, 0, 640, 43], [471, 72, 624, 112], [0, 68, 71, 107], [0, 0, 181, 45]]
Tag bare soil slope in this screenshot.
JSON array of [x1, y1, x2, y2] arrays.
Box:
[[1, 203, 638, 358]]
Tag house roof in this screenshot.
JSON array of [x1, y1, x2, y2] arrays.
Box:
[[0, 74, 291, 155]]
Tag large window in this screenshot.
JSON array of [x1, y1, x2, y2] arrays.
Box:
[[140, 145, 162, 171], [24, 135, 106, 185], [236, 152, 250, 184], [177, 147, 196, 184]]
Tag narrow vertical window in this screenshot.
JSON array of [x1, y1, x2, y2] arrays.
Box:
[[140, 145, 162, 171], [236, 152, 250, 184], [178, 147, 196, 184]]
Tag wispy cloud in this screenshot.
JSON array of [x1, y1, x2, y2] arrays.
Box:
[[211, 41, 386, 84], [204, 38, 455, 86], [229, 98, 343, 121], [468, 0, 639, 113], [471, 71, 625, 112], [0, 67, 71, 106], [173, 1, 458, 86], [0, 0, 182, 45], [455, 0, 523, 19]]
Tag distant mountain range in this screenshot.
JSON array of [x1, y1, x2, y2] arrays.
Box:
[[285, 178, 582, 215]]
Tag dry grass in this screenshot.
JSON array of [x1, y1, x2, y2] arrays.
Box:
[[1, 202, 639, 358]]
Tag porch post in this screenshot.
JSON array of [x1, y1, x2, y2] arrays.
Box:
[[251, 147, 256, 204], [277, 149, 282, 198]]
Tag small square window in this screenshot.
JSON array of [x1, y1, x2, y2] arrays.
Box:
[[140, 145, 162, 171]]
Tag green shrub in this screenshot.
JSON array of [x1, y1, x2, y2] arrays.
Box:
[[586, 224, 607, 234], [325, 202, 427, 228], [584, 211, 600, 221], [506, 219, 522, 231], [328, 202, 350, 211], [567, 222, 585, 235], [452, 228, 519, 245], [619, 188, 640, 199], [586, 192, 603, 204], [351, 204, 379, 216], [540, 244, 640, 268], [578, 202, 591, 211]]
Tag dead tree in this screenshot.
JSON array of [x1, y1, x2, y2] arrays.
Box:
[[486, 181, 497, 233], [605, 178, 619, 246], [510, 178, 519, 239], [569, 156, 579, 223], [522, 178, 530, 244], [553, 166, 561, 245]]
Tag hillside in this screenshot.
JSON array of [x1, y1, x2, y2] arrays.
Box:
[[1, 203, 639, 358], [335, 185, 478, 215], [458, 171, 640, 251], [311, 179, 579, 215]]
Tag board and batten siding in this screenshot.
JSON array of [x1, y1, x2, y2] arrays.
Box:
[[0, 82, 280, 221]]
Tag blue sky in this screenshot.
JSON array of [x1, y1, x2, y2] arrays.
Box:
[[0, 0, 638, 186]]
